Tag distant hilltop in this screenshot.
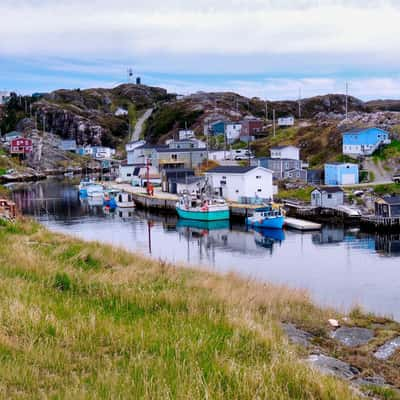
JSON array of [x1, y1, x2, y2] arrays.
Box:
[[1, 84, 400, 167]]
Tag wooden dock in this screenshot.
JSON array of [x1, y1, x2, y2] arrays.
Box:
[[284, 217, 322, 231], [360, 215, 400, 232], [103, 183, 261, 219]]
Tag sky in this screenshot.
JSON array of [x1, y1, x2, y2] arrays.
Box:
[[1, 0, 400, 100]]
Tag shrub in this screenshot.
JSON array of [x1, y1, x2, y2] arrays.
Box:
[[54, 272, 71, 291]]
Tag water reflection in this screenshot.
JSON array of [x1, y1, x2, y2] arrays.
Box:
[[8, 179, 400, 319]]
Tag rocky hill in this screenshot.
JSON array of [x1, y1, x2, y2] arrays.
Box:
[[2, 86, 400, 169], [0, 85, 172, 149]]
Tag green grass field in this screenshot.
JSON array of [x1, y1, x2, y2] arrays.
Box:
[[0, 218, 393, 399]]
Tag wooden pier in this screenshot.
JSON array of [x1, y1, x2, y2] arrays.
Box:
[[284, 217, 321, 231], [360, 215, 400, 232], [103, 183, 261, 219]]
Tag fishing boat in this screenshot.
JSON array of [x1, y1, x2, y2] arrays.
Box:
[[176, 194, 230, 221], [78, 178, 96, 197], [86, 184, 104, 198], [246, 204, 285, 229], [103, 192, 117, 209], [115, 191, 135, 208]]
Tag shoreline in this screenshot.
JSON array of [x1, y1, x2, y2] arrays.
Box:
[[0, 217, 399, 398]]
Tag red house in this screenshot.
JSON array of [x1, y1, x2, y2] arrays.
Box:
[[10, 138, 33, 155], [241, 118, 263, 137]]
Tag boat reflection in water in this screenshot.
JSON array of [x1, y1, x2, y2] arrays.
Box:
[[251, 227, 285, 254]]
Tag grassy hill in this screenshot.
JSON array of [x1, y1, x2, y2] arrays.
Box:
[[0, 218, 394, 399]]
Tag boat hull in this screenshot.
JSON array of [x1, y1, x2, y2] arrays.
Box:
[[246, 215, 285, 229], [176, 206, 230, 221]]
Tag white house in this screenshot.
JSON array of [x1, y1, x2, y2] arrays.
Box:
[[270, 145, 300, 161], [277, 116, 295, 127], [205, 166, 274, 203], [114, 107, 128, 116], [225, 123, 242, 143], [93, 147, 115, 159], [178, 130, 195, 140], [0, 91, 10, 105], [208, 150, 232, 161], [119, 165, 141, 183]]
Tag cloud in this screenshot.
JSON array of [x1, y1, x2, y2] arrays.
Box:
[[0, 1, 399, 61], [1, 1, 399, 99]]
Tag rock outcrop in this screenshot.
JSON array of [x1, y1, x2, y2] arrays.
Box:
[[30, 84, 170, 147]]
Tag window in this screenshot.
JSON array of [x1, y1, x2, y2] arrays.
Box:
[[235, 190, 239, 193], [127, 173, 131, 177], [257, 189, 262, 192], [256, 175, 261, 179], [171, 154, 177, 160], [327, 194, 332, 199]]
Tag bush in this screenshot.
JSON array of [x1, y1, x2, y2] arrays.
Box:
[[54, 272, 71, 291]]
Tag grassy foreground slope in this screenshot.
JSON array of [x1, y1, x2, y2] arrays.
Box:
[[0, 219, 358, 399]]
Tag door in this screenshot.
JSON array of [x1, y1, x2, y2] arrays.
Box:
[[342, 174, 356, 185]]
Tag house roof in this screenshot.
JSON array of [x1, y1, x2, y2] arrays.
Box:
[[381, 195, 400, 205], [325, 162, 358, 167], [270, 145, 298, 150], [156, 148, 206, 153], [206, 166, 256, 174], [343, 127, 388, 135], [174, 176, 205, 184], [313, 186, 344, 194], [136, 144, 168, 150]]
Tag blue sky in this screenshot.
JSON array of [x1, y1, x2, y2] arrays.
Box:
[[1, 0, 400, 100]]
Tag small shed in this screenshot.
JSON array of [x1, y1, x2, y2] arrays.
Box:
[[311, 187, 344, 208], [375, 196, 400, 218]]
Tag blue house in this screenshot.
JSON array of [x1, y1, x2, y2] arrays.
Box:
[[209, 121, 225, 136], [324, 163, 359, 186], [342, 127, 390, 156]]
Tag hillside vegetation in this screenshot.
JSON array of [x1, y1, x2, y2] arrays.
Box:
[[0, 218, 368, 399]]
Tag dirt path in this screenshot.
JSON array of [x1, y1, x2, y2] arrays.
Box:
[[363, 157, 392, 183], [131, 108, 153, 141]]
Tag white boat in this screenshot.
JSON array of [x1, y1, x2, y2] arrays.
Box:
[[115, 191, 135, 208], [86, 184, 104, 198]]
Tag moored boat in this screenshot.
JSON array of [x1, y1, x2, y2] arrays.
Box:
[[115, 191, 135, 208], [246, 204, 285, 229], [176, 194, 230, 221]]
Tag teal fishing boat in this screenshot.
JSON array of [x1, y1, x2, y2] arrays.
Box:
[[176, 194, 230, 221]]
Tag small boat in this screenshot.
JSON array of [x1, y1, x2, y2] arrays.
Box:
[[115, 191, 135, 208], [86, 184, 104, 198], [103, 195, 117, 209], [79, 178, 96, 197], [246, 204, 285, 229], [176, 194, 230, 221], [64, 171, 74, 178]]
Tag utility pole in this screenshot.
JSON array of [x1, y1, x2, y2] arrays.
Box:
[[298, 88, 302, 119], [273, 109, 276, 137], [345, 82, 349, 120]]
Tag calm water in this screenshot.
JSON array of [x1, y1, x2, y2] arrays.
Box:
[[9, 179, 400, 320]]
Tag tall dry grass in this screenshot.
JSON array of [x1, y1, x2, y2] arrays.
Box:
[[0, 218, 359, 399]]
